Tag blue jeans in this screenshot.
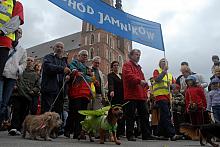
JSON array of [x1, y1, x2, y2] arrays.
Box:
[[0, 78, 16, 123], [156, 100, 175, 137], [212, 105, 220, 123]]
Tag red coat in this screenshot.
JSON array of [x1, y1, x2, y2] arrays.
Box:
[[68, 79, 92, 100], [122, 60, 147, 101], [0, 1, 24, 48], [185, 86, 207, 112]]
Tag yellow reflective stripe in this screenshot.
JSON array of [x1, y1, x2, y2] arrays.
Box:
[[0, 9, 11, 17], [7, 33, 15, 40], [0, 13, 10, 22], [153, 86, 168, 92], [0, 19, 6, 25]]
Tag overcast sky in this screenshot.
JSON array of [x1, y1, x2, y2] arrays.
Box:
[[19, 0, 220, 82]]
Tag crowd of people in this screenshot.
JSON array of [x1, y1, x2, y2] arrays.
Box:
[[1, 0, 220, 143]]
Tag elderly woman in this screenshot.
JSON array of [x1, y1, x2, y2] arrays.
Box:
[[64, 50, 93, 139], [179, 66, 207, 94]]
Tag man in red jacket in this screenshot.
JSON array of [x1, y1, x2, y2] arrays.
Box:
[[122, 49, 152, 141]]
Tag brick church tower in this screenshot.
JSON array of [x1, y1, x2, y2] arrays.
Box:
[[68, 0, 132, 79]]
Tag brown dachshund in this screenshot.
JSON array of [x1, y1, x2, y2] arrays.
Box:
[[180, 123, 220, 147], [80, 105, 123, 145]]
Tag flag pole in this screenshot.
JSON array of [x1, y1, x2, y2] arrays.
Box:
[[161, 28, 174, 124]]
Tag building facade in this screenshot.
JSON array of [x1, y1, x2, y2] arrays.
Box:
[[27, 0, 132, 79]]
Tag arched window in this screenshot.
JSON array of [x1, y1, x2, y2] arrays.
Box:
[[90, 34, 95, 44], [109, 51, 112, 63], [86, 23, 90, 31], [106, 49, 109, 59], [118, 55, 123, 67], [106, 34, 109, 44], [127, 42, 131, 52], [97, 48, 100, 56], [89, 48, 94, 59], [109, 37, 112, 48], [97, 33, 100, 42], [89, 24, 95, 31]]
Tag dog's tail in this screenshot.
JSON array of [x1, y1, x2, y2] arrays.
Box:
[[199, 129, 206, 146], [22, 119, 27, 138]]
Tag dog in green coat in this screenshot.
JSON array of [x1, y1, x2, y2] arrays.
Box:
[[79, 105, 123, 145]]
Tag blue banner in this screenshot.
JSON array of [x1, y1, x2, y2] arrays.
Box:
[[48, 0, 165, 51]]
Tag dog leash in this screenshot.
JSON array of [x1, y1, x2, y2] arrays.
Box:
[[49, 79, 67, 112]]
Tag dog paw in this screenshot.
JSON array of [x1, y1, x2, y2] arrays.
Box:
[[45, 137, 52, 141], [115, 141, 121, 145], [90, 139, 94, 142]]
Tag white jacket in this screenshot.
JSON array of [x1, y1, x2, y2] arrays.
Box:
[[3, 43, 27, 79]]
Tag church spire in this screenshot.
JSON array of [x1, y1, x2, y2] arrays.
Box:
[[115, 0, 122, 10]]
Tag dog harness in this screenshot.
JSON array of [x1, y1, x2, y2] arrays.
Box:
[[81, 115, 117, 134]]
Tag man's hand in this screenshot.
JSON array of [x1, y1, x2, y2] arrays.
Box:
[[64, 67, 71, 74], [110, 91, 114, 97], [140, 80, 148, 87], [94, 80, 100, 87], [65, 75, 70, 81], [163, 65, 168, 72]]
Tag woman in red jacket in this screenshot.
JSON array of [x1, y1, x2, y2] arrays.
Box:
[[185, 75, 207, 125]]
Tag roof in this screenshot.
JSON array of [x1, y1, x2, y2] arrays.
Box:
[[27, 32, 81, 59]]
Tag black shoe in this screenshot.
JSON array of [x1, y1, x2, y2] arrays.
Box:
[[64, 131, 70, 138], [77, 134, 86, 140], [8, 129, 17, 136], [155, 136, 169, 140], [142, 135, 157, 140], [170, 135, 177, 141], [127, 136, 136, 141]]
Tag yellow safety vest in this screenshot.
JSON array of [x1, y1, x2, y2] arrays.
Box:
[[0, 0, 15, 41], [153, 68, 173, 97]]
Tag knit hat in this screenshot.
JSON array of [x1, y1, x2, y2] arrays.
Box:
[[171, 84, 180, 90], [211, 78, 220, 84], [212, 55, 219, 60], [181, 62, 189, 66], [185, 75, 197, 82]]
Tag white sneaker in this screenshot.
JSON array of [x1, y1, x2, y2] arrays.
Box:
[[16, 130, 21, 136], [8, 129, 17, 136]]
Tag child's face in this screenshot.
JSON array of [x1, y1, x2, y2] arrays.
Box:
[[212, 83, 220, 89], [186, 80, 193, 86], [172, 88, 179, 94]]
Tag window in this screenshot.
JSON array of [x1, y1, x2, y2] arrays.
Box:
[[97, 48, 100, 56], [118, 55, 123, 67], [90, 34, 95, 44], [109, 37, 112, 48], [117, 39, 120, 48], [127, 43, 131, 52], [89, 48, 94, 59], [97, 33, 100, 42], [86, 23, 90, 31], [89, 24, 95, 31], [112, 39, 115, 49], [106, 34, 109, 44], [109, 51, 112, 63], [106, 49, 109, 59], [85, 36, 88, 45]]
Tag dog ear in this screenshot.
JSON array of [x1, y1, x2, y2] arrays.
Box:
[[107, 107, 114, 123], [44, 112, 53, 123]]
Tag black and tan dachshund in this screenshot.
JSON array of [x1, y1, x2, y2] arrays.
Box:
[[180, 123, 220, 147]]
